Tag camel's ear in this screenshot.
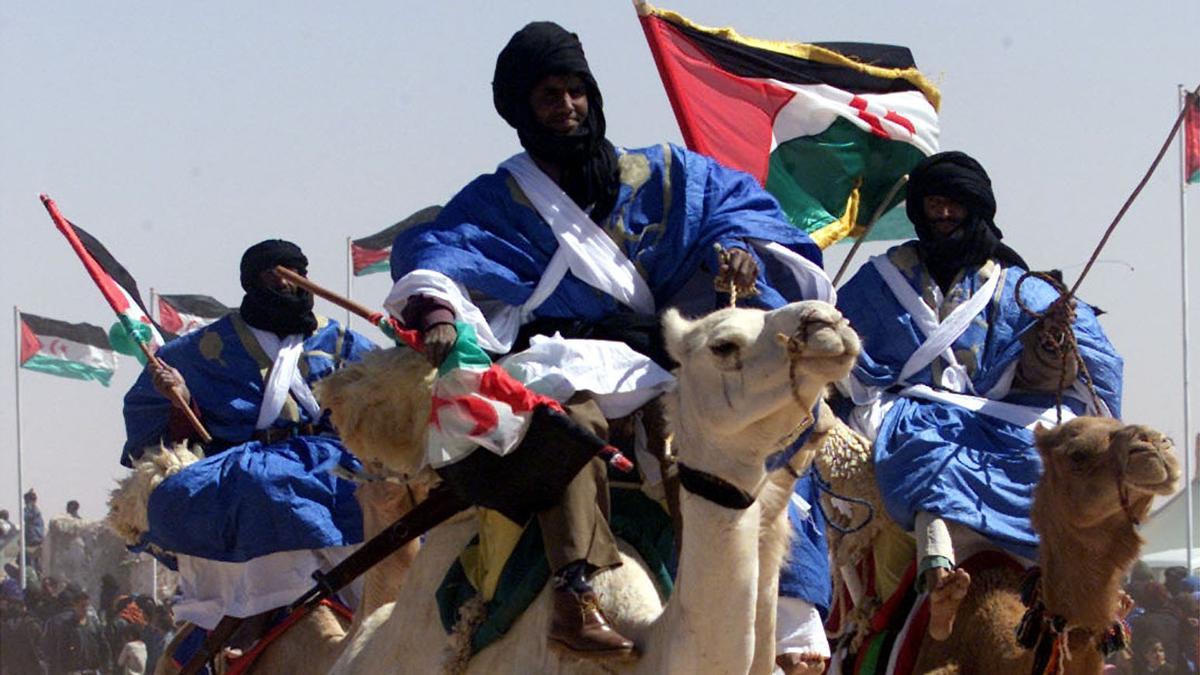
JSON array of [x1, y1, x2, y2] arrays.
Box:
[[662, 308, 695, 363], [1032, 422, 1058, 458]]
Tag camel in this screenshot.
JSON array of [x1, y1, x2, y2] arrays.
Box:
[[108, 447, 426, 675], [323, 299, 861, 675], [813, 414, 1181, 675]]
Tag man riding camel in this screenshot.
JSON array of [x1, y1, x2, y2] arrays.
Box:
[[122, 240, 377, 658], [834, 151, 1124, 641], [385, 21, 833, 661]]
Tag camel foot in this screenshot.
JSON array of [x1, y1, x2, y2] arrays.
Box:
[[928, 567, 970, 641], [776, 652, 828, 675]]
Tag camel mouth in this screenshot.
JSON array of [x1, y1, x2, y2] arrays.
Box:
[[1124, 443, 1181, 494]]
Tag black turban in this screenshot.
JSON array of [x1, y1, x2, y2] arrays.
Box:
[[906, 151, 1026, 289], [493, 22, 620, 220], [238, 239, 317, 337]]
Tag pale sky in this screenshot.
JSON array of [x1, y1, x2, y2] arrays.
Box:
[[1, 1, 1196, 548]]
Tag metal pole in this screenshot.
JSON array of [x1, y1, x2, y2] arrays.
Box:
[[345, 236, 353, 330], [149, 287, 158, 323], [1178, 84, 1194, 572], [13, 306, 27, 589]]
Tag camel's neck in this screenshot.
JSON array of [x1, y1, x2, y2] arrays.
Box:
[[1037, 513, 1140, 633], [641, 489, 762, 675]]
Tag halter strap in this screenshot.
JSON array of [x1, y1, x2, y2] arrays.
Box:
[[677, 463, 756, 510]]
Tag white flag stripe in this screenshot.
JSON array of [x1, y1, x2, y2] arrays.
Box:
[[117, 285, 164, 347], [767, 82, 939, 156], [33, 335, 117, 371]]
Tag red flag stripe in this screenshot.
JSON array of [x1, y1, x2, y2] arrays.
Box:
[[1186, 93, 1199, 183], [640, 13, 795, 182], [157, 297, 184, 335], [18, 319, 41, 365], [40, 196, 133, 316]]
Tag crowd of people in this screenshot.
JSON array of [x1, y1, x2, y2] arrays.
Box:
[[1, 556, 175, 674], [1109, 564, 1200, 674]]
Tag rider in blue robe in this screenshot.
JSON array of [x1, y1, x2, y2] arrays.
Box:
[[121, 241, 376, 632], [836, 153, 1123, 596]]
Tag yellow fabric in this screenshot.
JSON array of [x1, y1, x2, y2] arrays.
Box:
[[872, 526, 916, 601], [636, 2, 941, 110], [461, 508, 526, 602], [809, 187, 861, 249]]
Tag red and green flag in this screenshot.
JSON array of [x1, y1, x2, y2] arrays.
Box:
[[1186, 91, 1199, 185], [19, 312, 117, 387], [157, 294, 230, 335], [352, 206, 442, 276], [40, 195, 168, 360], [637, 3, 941, 247]]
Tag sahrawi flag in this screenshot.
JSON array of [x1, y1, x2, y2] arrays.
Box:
[[19, 312, 117, 387], [637, 3, 941, 247], [158, 294, 230, 335], [423, 322, 553, 467], [1186, 91, 1199, 185], [40, 196, 167, 359], [352, 205, 442, 276]]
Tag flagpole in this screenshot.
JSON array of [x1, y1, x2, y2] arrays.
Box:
[[1179, 84, 1194, 572], [13, 306, 27, 589], [832, 175, 910, 286], [149, 287, 158, 323], [345, 236, 353, 331]]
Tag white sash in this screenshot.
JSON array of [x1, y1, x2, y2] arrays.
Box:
[[870, 255, 1000, 393], [249, 328, 322, 430], [499, 153, 656, 315]]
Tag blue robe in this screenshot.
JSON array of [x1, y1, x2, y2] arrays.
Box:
[[837, 243, 1123, 559], [778, 469, 832, 617], [391, 143, 824, 319], [122, 313, 377, 562]]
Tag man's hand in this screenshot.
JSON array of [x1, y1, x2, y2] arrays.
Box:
[[716, 247, 759, 296], [423, 323, 457, 368], [150, 363, 191, 408], [1036, 296, 1077, 355]]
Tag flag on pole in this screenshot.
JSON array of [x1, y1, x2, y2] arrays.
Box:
[[157, 294, 231, 335], [636, 3, 940, 247], [40, 196, 168, 360], [351, 206, 442, 276], [1186, 91, 1199, 185], [18, 312, 117, 386]]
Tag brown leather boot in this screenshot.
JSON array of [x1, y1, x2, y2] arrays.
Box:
[[548, 588, 637, 660]]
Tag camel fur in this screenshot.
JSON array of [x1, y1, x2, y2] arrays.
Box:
[[815, 415, 1181, 675], [328, 300, 861, 675]]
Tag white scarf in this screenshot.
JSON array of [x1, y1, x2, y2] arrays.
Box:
[[249, 327, 322, 430]]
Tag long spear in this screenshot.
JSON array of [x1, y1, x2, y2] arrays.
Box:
[[39, 194, 211, 444]]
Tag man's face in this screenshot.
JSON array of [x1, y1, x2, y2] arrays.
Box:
[[528, 73, 588, 135], [257, 267, 304, 296], [922, 195, 968, 237]]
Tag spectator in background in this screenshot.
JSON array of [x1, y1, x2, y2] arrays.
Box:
[[66, 500, 81, 519], [23, 490, 43, 572], [40, 585, 110, 675], [115, 622, 148, 675], [0, 579, 45, 675], [0, 509, 17, 548], [1131, 581, 1186, 675]]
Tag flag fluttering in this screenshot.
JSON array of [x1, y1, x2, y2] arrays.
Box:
[[40, 196, 167, 363], [636, 3, 940, 247], [351, 206, 442, 276], [1186, 91, 1199, 185], [157, 294, 231, 335], [19, 312, 117, 387]]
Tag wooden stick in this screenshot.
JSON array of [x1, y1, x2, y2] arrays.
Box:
[[832, 174, 909, 286], [275, 265, 378, 321], [142, 342, 212, 444]]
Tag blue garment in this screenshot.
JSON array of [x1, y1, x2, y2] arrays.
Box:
[[778, 469, 832, 618], [121, 313, 377, 562], [391, 143, 823, 319], [23, 505, 43, 548], [837, 244, 1123, 560]]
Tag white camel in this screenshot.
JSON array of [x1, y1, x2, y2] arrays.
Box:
[[328, 300, 861, 675]]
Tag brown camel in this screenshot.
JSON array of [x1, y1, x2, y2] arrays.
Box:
[[814, 415, 1180, 675]]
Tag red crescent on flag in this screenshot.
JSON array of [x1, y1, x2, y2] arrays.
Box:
[[47, 338, 69, 358]]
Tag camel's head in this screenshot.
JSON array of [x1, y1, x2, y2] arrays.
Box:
[[663, 301, 860, 470], [106, 443, 201, 545], [1033, 417, 1180, 530]]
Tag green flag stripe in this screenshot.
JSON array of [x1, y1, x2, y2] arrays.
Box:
[[765, 116, 922, 240], [21, 353, 114, 386]]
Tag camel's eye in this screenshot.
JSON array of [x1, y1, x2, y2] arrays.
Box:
[[709, 340, 739, 358], [1068, 449, 1090, 465]]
